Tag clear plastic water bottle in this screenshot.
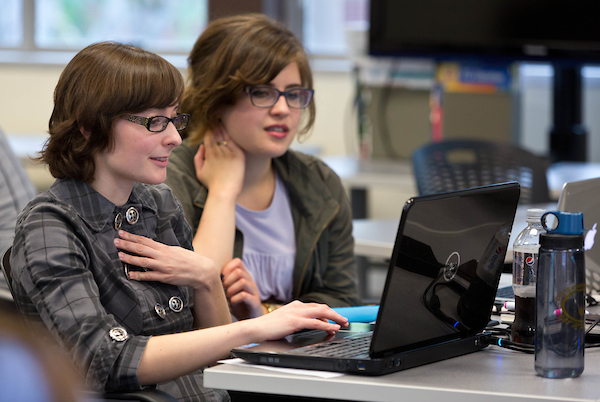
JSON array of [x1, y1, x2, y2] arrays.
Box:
[[512, 208, 546, 344], [535, 211, 585, 378]]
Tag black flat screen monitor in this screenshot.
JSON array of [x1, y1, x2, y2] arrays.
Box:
[[369, 0, 600, 65]]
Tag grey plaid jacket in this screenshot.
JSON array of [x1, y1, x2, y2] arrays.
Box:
[[10, 178, 228, 401]]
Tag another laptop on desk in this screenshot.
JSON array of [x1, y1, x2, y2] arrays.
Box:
[[557, 177, 600, 295], [232, 182, 520, 375]]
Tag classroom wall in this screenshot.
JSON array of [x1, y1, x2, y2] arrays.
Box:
[[0, 65, 354, 157], [0, 65, 60, 135], [2, 63, 600, 220]]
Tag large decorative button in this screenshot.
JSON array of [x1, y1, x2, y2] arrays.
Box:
[[124, 263, 148, 277], [109, 327, 129, 342], [155, 303, 166, 319], [126, 207, 139, 225], [169, 296, 184, 313], [114, 213, 123, 230]]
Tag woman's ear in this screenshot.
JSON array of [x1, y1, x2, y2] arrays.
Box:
[[79, 127, 90, 140]]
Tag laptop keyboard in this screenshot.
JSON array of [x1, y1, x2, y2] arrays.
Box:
[[285, 332, 373, 359]]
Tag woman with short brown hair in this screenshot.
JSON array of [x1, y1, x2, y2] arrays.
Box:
[[11, 41, 348, 401]]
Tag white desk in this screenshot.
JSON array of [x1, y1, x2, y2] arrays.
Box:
[[205, 346, 600, 401], [352, 219, 398, 260], [322, 156, 415, 192]]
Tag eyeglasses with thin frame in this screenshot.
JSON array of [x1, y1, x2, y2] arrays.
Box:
[[245, 86, 314, 109], [121, 113, 190, 132]]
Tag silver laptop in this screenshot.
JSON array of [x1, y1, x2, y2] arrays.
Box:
[[232, 182, 520, 375], [557, 177, 600, 294]]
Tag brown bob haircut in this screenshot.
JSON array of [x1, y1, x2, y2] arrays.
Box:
[[42, 41, 184, 182], [181, 13, 315, 144]]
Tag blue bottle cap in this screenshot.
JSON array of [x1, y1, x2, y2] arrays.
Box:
[[541, 211, 584, 235]]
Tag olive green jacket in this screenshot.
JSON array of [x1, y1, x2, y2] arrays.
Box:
[[165, 140, 359, 307]]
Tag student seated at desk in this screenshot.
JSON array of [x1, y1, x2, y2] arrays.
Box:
[[165, 14, 359, 320], [9, 41, 348, 401]]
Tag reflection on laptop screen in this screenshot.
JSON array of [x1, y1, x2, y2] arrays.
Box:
[[371, 186, 519, 356]]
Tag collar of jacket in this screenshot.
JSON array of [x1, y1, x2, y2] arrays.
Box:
[[191, 149, 340, 296], [48, 178, 160, 233]]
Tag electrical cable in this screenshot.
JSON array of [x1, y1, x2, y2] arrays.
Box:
[[375, 60, 405, 159], [585, 315, 600, 337], [347, 65, 364, 156], [489, 336, 535, 354], [487, 314, 600, 354], [586, 293, 598, 307]]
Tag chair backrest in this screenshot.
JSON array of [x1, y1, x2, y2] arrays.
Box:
[[0, 128, 37, 254], [411, 139, 551, 204], [1, 247, 13, 298]]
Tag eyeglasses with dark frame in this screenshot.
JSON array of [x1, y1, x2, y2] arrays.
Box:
[[121, 113, 190, 132], [245, 86, 314, 109]]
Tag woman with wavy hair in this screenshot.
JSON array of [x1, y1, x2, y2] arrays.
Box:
[[165, 14, 359, 320]]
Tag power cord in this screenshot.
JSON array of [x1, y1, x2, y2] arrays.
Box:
[[488, 335, 534, 354], [485, 315, 600, 354], [586, 293, 598, 307]]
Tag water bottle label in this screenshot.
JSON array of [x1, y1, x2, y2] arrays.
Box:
[[555, 283, 586, 330], [513, 251, 538, 286]]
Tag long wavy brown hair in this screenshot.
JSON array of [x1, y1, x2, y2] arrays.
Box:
[[181, 13, 316, 145]]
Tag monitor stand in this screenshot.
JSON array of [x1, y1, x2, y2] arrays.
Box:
[[550, 65, 588, 162]]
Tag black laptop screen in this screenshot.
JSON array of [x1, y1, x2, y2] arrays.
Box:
[[370, 183, 520, 357]]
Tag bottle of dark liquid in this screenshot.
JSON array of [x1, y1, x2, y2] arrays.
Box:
[[512, 208, 546, 344]]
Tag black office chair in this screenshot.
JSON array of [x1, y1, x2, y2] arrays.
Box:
[[0, 247, 14, 307], [0, 247, 176, 402], [411, 139, 551, 204]]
